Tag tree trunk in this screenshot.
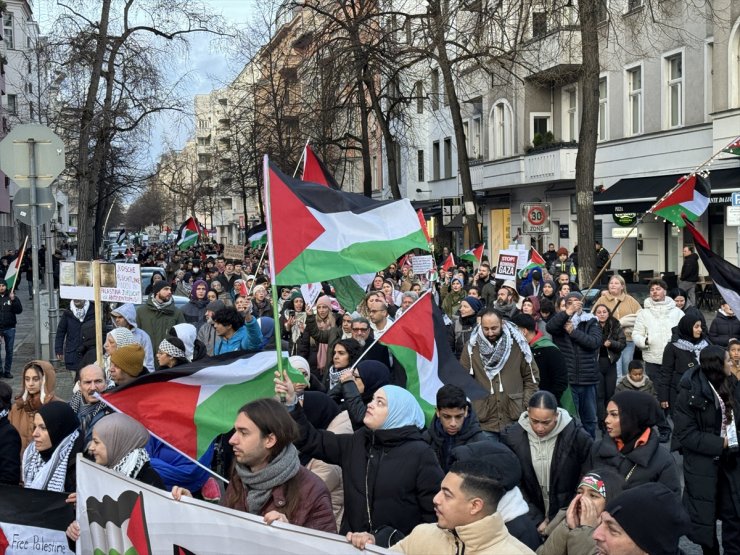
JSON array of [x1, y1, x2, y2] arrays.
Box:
[[575, 1, 600, 287], [75, 0, 112, 260], [356, 78, 374, 197]]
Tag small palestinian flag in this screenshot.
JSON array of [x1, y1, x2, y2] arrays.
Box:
[[685, 218, 740, 319], [176, 217, 199, 251], [102, 351, 304, 460], [87, 490, 151, 555], [264, 158, 429, 285], [0, 485, 74, 555], [302, 145, 340, 189], [441, 253, 455, 273], [3, 243, 25, 291], [518, 247, 546, 278], [650, 174, 710, 227], [378, 292, 488, 424], [723, 137, 740, 156], [460, 243, 485, 265], [247, 222, 267, 249], [116, 229, 127, 245]]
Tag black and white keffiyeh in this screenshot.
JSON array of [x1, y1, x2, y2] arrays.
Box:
[[468, 320, 533, 391], [113, 447, 150, 479], [22, 429, 79, 492], [159, 338, 187, 360]]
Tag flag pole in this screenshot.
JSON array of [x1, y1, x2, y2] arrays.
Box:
[[349, 289, 433, 371], [293, 138, 311, 178], [8, 236, 28, 295], [248, 246, 268, 295], [263, 155, 287, 398], [585, 133, 740, 292]]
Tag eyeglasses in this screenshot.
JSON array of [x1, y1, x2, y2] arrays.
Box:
[[352, 327, 369, 332]]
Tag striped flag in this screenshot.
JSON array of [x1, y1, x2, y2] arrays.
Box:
[[176, 217, 199, 250], [518, 247, 546, 278], [4, 240, 26, 290], [102, 351, 304, 460], [460, 243, 485, 265], [265, 159, 429, 285], [650, 174, 710, 228], [302, 145, 340, 189], [723, 138, 740, 156], [246, 222, 267, 248]]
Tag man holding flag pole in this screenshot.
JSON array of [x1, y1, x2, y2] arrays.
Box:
[[0, 241, 24, 379]]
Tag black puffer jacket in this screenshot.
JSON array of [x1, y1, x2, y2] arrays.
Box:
[[422, 406, 487, 472], [708, 311, 740, 347], [658, 340, 704, 407], [501, 412, 593, 523], [0, 292, 22, 329], [546, 311, 602, 386], [0, 416, 21, 485], [673, 368, 740, 547], [587, 428, 681, 495], [291, 403, 443, 547]]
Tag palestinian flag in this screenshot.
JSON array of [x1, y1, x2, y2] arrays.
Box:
[[176, 217, 199, 251], [441, 253, 455, 273], [302, 145, 340, 189], [0, 485, 75, 554], [264, 159, 429, 285], [517, 247, 546, 278], [331, 273, 375, 312], [101, 351, 304, 460], [378, 292, 489, 424], [3, 242, 25, 291], [650, 174, 710, 227], [685, 218, 740, 319], [723, 137, 740, 156], [460, 243, 484, 265], [87, 490, 151, 555], [247, 222, 267, 248], [417, 209, 432, 245]]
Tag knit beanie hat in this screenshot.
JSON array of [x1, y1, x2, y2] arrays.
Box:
[[110, 344, 145, 377], [605, 483, 690, 555], [462, 296, 483, 314], [450, 277, 464, 287], [151, 280, 170, 296], [557, 247, 568, 257], [108, 327, 136, 348]]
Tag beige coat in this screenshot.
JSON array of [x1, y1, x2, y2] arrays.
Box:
[[591, 292, 642, 341], [391, 513, 535, 554], [462, 341, 539, 433]]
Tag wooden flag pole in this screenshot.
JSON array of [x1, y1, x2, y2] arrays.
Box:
[[93, 260, 103, 368], [8, 236, 28, 295]]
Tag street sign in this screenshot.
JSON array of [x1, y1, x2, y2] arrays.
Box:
[[0, 124, 65, 188], [732, 192, 740, 207], [521, 202, 551, 233], [13, 187, 55, 225], [727, 206, 740, 226]]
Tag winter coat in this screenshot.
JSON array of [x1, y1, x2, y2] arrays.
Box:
[[0, 291, 22, 329], [8, 361, 57, 454], [221, 465, 336, 533], [390, 513, 536, 555], [305, 314, 343, 376], [196, 321, 217, 357], [55, 304, 95, 371], [0, 416, 21, 485], [587, 428, 681, 495], [146, 437, 214, 493], [136, 298, 185, 364], [590, 292, 641, 342], [528, 333, 567, 403], [707, 311, 740, 347], [441, 289, 466, 319], [548, 260, 577, 281], [291, 403, 443, 544], [546, 312, 602, 386], [213, 319, 263, 355], [615, 375, 656, 397], [422, 406, 487, 472], [536, 508, 596, 555], [181, 299, 208, 329], [502, 409, 593, 523], [632, 297, 684, 364], [659, 340, 706, 407], [462, 340, 540, 433], [679, 252, 700, 283], [448, 314, 477, 359], [597, 318, 626, 364], [672, 368, 740, 547], [110, 303, 155, 373]]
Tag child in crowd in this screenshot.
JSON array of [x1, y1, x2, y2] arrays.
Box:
[[616, 360, 655, 397], [728, 338, 740, 380]]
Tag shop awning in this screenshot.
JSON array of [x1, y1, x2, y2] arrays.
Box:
[[593, 167, 740, 215]]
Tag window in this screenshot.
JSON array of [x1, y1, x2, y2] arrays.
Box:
[[198, 119, 209, 130], [3, 14, 13, 49], [27, 82, 32, 94], [417, 150, 425, 181], [598, 77, 608, 141], [29, 101, 34, 120], [6, 94, 17, 115], [415, 81, 424, 114], [433, 141, 440, 180], [405, 18, 412, 44], [198, 154, 211, 164], [532, 12, 547, 38], [627, 66, 642, 135], [665, 53, 683, 128], [27, 61, 31, 74], [197, 137, 210, 146], [444, 137, 452, 179], [431, 69, 439, 110], [533, 115, 549, 137], [470, 116, 481, 158], [491, 100, 513, 158], [221, 198, 233, 210], [563, 86, 578, 142]]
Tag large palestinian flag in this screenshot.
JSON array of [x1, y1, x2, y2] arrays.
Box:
[[331, 273, 376, 312], [0, 485, 74, 554], [102, 351, 304, 460], [264, 159, 430, 285], [685, 219, 740, 319], [650, 174, 710, 227], [379, 292, 489, 423], [87, 490, 151, 555]]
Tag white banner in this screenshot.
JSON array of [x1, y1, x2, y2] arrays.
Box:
[[411, 254, 435, 275], [60, 262, 142, 304], [76, 457, 391, 555]]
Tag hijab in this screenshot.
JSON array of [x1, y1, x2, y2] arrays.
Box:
[[108, 327, 136, 349], [189, 279, 209, 302], [611, 391, 661, 454], [677, 314, 704, 344], [93, 413, 150, 469], [378, 385, 425, 430], [302, 391, 340, 430], [356, 360, 391, 403], [37, 401, 80, 461]]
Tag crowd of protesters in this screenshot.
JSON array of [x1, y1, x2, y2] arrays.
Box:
[[1, 237, 738, 554]]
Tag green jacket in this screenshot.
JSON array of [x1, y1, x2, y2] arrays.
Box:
[[136, 298, 185, 366]]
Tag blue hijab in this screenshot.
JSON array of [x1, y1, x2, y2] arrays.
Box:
[[379, 385, 425, 430]]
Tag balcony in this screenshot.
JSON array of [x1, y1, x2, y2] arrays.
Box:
[[524, 145, 577, 183], [522, 28, 582, 83]]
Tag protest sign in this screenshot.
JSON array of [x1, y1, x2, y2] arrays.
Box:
[[411, 254, 435, 275], [222, 244, 244, 261], [300, 282, 323, 307], [495, 250, 521, 280], [60, 262, 142, 304]]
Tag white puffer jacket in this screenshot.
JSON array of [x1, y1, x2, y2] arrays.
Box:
[[632, 297, 684, 364]]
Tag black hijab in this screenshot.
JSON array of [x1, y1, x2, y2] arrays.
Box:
[[37, 401, 80, 461], [677, 314, 703, 344], [356, 360, 391, 403], [611, 391, 661, 454]]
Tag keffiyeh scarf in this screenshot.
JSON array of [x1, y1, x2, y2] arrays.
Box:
[[468, 320, 533, 391], [22, 429, 79, 492], [113, 447, 150, 479], [673, 338, 709, 364]]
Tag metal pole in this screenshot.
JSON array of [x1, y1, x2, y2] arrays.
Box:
[[45, 222, 57, 351], [28, 139, 41, 358]]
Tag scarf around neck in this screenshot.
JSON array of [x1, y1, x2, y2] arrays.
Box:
[[673, 337, 709, 363], [234, 444, 300, 515], [469, 320, 532, 392], [22, 429, 79, 492], [113, 447, 150, 479], [70, 301, 89, 322]]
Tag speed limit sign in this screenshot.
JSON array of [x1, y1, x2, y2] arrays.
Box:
[[521, 202, 551, 233]]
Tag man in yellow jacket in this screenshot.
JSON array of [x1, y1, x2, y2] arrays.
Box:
[[345, 460, 535, 554]]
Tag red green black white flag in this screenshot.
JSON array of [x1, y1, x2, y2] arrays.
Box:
[[723, 138, 740, 156], [650, 174, 710, 227], [302, 145, 340, 190], [460, 243, 485, 265]]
